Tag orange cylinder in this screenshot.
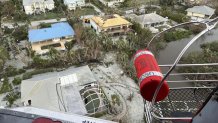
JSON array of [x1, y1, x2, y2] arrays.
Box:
[[133, 49, 169, 102]]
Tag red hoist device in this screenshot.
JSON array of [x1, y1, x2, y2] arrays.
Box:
[[133, 49, 169, 102]]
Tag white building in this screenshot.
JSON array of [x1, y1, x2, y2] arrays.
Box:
[[21, 66, 108, 115], [186, 6, 215, 21], [64, 0, 85, 10], [126, 13, 168, 33], [99, 0, 124, 7], [23, 0, 55, 14]]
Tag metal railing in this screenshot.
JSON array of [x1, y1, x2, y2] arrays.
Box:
[[145, 63, 218, 123], [144, 18, 218, 123]]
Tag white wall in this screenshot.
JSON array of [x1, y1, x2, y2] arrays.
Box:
[[99, 0, 124, 7], [24, 5, 33, 14], [24, 2, 55, 14], [90, 20, 101, 34], [64, 0, 85, 10]]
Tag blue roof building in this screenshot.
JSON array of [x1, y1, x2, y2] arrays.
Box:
[[28, 22, 75, 43]]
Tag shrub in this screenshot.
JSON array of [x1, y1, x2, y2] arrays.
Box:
[[188, 24, 205, 34], [38, 23, 51, 28], [13, 12, 28, 22], [0, 77, 12, 94], [159, 9, 188, 23], [65, 40, 76, 51], [3, 91, 20, 107], [22, 68, 54, 80], [111, 94, 121, 106], [4, 66, 26, 77], [164, 30, 192, 42], [178, 41, 218, 85], [12, 25, 28, 41], [12, 77, 22, 85], [41, 43, 61, 50]]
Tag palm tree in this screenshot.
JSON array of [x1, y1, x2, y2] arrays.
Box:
[[48, 47, 60, 65]]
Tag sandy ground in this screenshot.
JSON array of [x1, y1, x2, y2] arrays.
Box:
[[92, 53, 144, 123]]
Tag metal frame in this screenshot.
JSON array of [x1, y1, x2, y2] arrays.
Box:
[[146, 87, 215, 122], [144, 18, 218, 123]]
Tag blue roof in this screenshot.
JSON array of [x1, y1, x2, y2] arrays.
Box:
[[28, 22, 74, 43]]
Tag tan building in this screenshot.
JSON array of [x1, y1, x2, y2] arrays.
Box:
[[186, 5, 215, 21], [28, 22, 74, 54], [89, 14, 132, 36]]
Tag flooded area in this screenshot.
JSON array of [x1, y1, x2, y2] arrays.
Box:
[[156, 28, 218, 87]]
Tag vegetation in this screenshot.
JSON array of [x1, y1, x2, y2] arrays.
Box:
[[159, 8, 189, 23], [90, 111, 107, 118], [111, 94, 120, 106], [65, 40, 76, 51], [0, 46, 9, 72], [89, 0, 118, 14], [164, 29, 192, 42], [90, 0, 106, 11], [211, 0, 218, 15], [4, 66, 26, 77], [38, 23, 52, 28], [0, 2, 2, 25], [41, 43, 61, 50], [12, 25, 28, 41], [120, 0, 158, 8], [0, 77, 12, 94], [28, 12, 64, 21], [0, 1, 28, 22], [178, 41, 218, 86], [53, 0, 67, 13], [22, 68, 55, 80], [187, 24, 205, 34], [3, 91, 20, 107], [67, 6, 97, 17], [159, 0, 176, 6], [12, 77, 22, 85]]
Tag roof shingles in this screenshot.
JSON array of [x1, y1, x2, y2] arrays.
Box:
[[186, 5, 215, 16]]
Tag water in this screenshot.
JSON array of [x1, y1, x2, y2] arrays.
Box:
[[156, 28, 218, 87]]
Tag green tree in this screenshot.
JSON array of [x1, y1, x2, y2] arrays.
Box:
[[12, 77, 22, 85], [12, 26, 28, 41], [1, 1, 15, 18], [0, 46, 9, 71], [178, 41, 218, 86], [48, 47, 61, 65], [131, 21, 152, 49], [14, 11, 28, 22], [0, 77, 12, 94], [65, 40, 76, 51], [0, 2, 2, 25], [159, 0, 175, 6], [4, 91, 20, 107], [32, 56, 50, 68]]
